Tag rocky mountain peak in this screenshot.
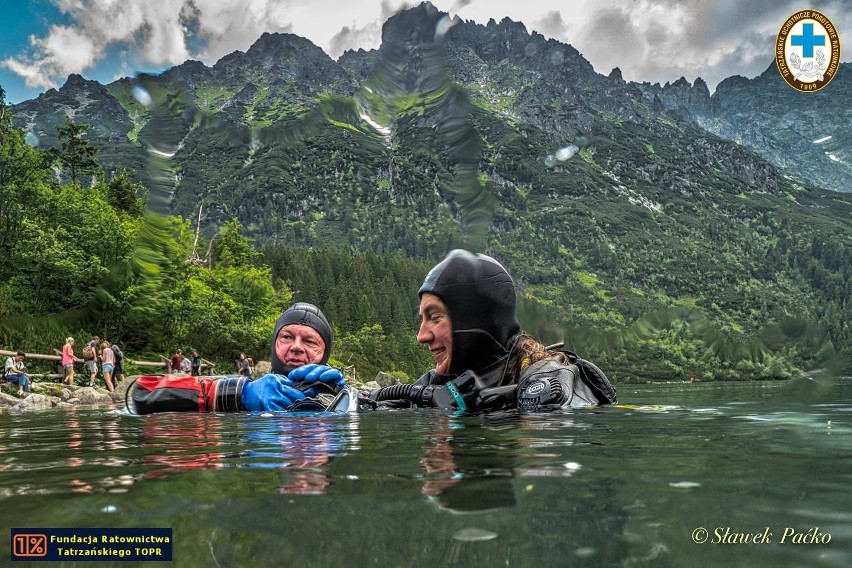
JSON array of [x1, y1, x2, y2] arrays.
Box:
[[160, 59, 212, 87], [212, 31, 356, 95], [714, 74, 751, 93], [63, 73, 89, 88], [246, 32, 329, 60], [58, 73, 110, 97], [380, 1, 446, 46]]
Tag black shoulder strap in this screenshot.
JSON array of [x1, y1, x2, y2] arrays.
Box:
[[545, 343, 617, 405], [563, 350, 618, 405]]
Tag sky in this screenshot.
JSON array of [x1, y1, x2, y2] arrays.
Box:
[[1, 0, 850, 104]]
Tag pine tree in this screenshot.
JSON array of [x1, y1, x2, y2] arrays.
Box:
[[50, 116, 102, 184], [106, 168, 145, 216]]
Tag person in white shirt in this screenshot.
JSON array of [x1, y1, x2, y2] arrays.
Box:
[[4, 351, 30, 396]]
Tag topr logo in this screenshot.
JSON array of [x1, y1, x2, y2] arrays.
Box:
[[776, 10, 841, 92]]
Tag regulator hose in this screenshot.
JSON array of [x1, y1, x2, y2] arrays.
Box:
[[369, 372, 481, 411], [370, 383, 428, 405]]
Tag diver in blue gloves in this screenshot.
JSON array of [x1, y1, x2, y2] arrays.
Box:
[[127, 302, 346, 414]]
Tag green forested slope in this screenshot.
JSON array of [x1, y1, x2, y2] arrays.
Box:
[[3, 4, 851, 381]]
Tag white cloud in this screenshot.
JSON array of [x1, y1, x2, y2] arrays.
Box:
[[186, 0, 295, 63], [328, 1, 404, 57], [2, 25, 98, 89], [3, 0, 191, 89], [2, 0, 299, 90], [531, 10, 570, 40], [2, 0, 850, 95]]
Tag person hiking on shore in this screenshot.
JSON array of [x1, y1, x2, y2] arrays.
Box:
[[238, 353, 252, 377], [100, 341, 116, 393], [82, 336, 100, 386], [190, 349, 201, 376], [111, 342, 126, 383], [61, 337, 80, 386], [170, 349, 184, 374]]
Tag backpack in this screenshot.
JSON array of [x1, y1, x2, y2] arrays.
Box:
[[82, 344, 95, 360], [3, 357, 23, 381], [111, 344, 124, 362], [546, 343, 618, 405]]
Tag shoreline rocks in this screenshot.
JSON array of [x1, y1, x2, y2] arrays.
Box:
[[0, 379, 131, 413]]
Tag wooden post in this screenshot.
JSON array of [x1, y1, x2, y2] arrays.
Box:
[[1, 349, 61, 362]]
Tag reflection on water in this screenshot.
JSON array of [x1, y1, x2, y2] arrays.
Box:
[[1, 379, 850, 567]]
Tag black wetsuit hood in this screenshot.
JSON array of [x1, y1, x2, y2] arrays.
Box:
[[270, 302, 333, 375], [419, 249, 520, 377]]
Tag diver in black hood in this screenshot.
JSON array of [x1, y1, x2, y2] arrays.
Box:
[[270, 302, 333, 375], [417, 249, 520, 383], [410, 249, 616, 411]]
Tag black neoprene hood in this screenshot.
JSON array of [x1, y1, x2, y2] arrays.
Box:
[[270, 302, 333, 374], [418, 249, 520, 376]]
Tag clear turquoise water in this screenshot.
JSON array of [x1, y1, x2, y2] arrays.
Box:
[[1, 377, 850, 567]]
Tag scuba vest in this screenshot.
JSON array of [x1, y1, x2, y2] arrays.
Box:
[[362, 345, 616, 413]]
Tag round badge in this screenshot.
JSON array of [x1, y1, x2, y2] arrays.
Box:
[[776, 10, 841, 92]]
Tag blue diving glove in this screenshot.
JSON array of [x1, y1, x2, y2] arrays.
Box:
[[241, 374, 306, 411], [288, 364, 346, 396]]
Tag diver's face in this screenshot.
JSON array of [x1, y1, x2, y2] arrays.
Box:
[[276, 324, 326, 368], [417, 293, 452, 376]]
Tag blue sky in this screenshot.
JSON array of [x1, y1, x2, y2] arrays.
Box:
[[2, 0, 850, 104]]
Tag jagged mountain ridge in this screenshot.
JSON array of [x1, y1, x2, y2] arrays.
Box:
[[632, 61, 852, 193], [6, 2, 851, 372], [12, 7, 850, 194]]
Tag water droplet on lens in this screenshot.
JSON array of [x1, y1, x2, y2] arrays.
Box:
[[668, 481, 701, 489], [453, 527, 498, 542], [132, 85, 152, 106], [24, 131, 39, 146], [575, 547, 597, 558], [550, 49, 565, 65], [435, 14, 458, 39], [524, 42, 538, 57], [544, 154, 556, 167], [555, 145, 579, 161]]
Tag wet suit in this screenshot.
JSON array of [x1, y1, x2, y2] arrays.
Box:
[[128, 375, 249, 414], [128, 303, 342, 415], [409, 250, 616, 412]]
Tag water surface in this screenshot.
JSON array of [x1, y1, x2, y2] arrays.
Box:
[[1, 378, 850, 567]]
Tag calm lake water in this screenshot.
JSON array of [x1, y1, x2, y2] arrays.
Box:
[[1, 377, 850, 567]]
